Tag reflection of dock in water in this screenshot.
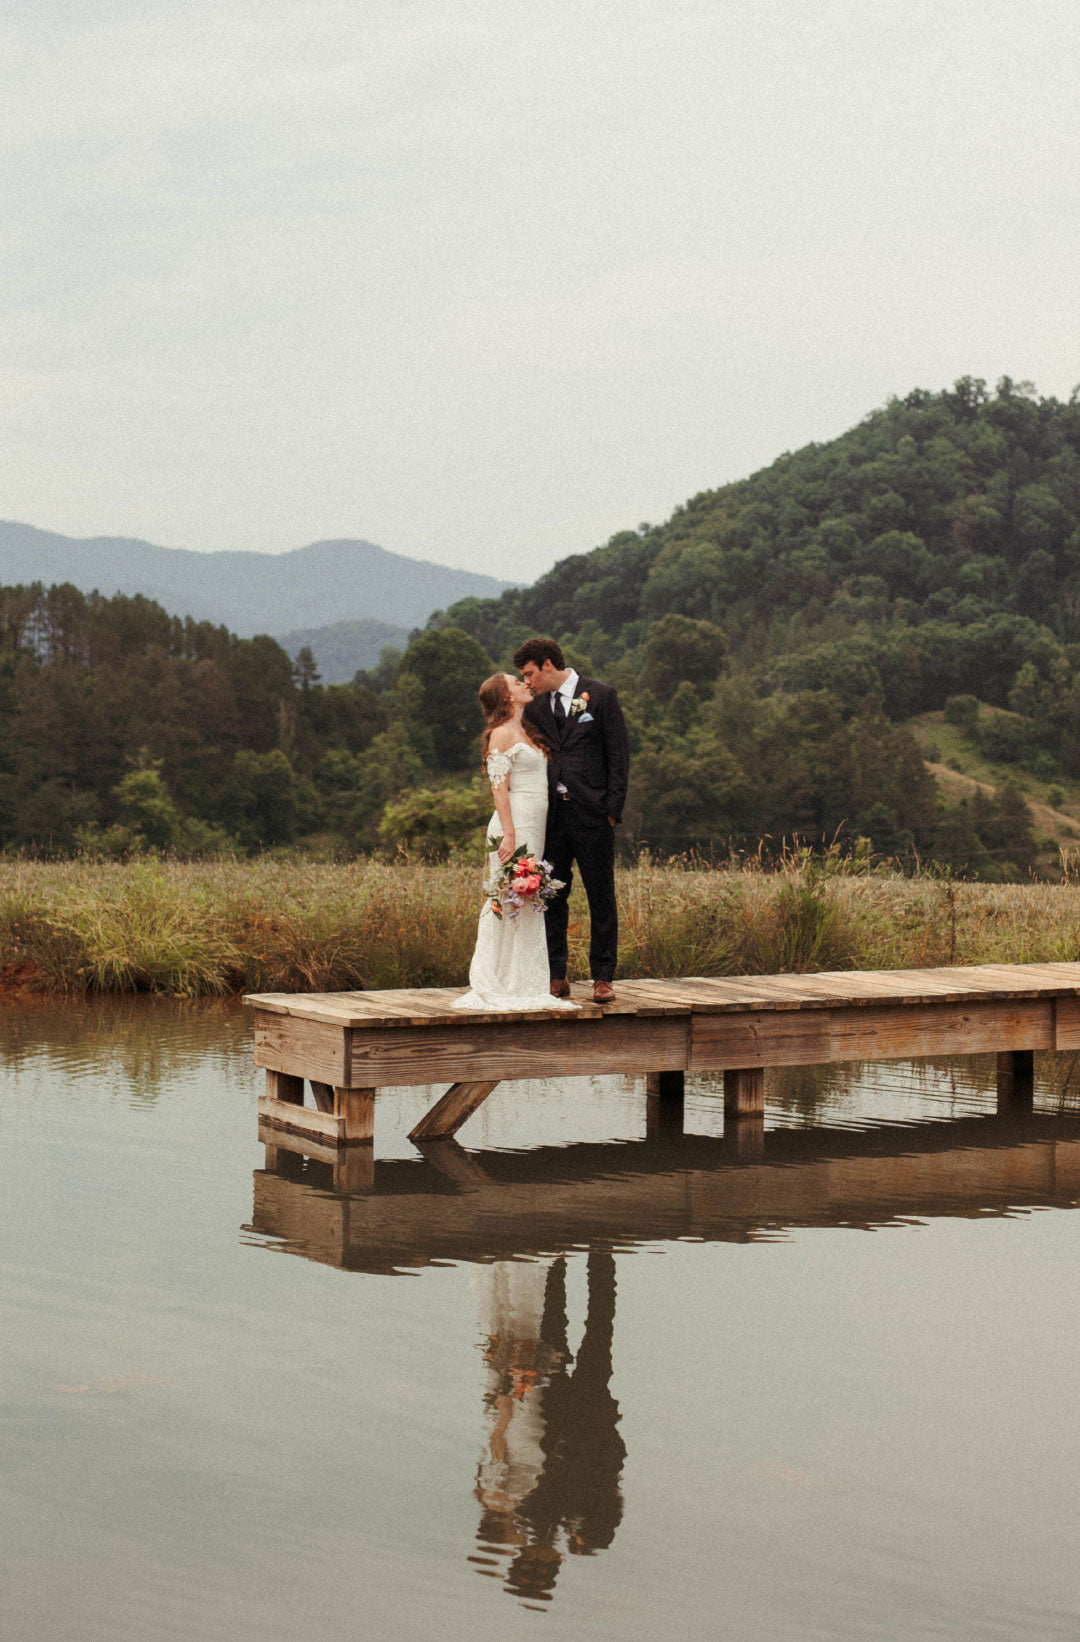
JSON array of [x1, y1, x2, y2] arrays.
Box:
[[245, 1099, 1080, 1610], [247, 1107, 1080, 1275]]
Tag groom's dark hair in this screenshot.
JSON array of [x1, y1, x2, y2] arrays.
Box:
[[513, 636, 565, 670]]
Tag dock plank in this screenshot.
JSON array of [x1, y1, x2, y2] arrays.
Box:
[[599, 981, 693, 1015], [748, 972, 1010, 1007], [246, 987, 603, 1028], [939, 963, 1080, 993], [680, 977, 838, 1011], [245, 963, 1080, 1033]]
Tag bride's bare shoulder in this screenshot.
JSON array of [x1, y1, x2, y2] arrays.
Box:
[[488, 724, 524, 752]]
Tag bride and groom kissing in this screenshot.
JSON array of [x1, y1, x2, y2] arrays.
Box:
[[453, 636, 630, 1014]]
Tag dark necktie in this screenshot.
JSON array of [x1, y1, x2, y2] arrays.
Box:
[[553, 692, 566, 724]]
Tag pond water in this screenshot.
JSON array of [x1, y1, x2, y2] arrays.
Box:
[[4, 998, 1080, 1641]]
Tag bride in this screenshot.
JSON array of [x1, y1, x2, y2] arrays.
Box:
[[454, 673, 578, 1012]]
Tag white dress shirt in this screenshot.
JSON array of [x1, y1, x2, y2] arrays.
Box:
[[551, 669, 578, 793], [550, 668, 578, 718]]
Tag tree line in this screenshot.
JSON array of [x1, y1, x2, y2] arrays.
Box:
[[5, 377, 1080, 873]]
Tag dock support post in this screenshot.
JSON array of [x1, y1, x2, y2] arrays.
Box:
[[997, 1050, 1034, 1112], [724, 1066, 765, 1159], [727, 1113, 766, 1159], [646, 1071, 685, 1100], [724, 1067, 764, 1117], [333, 1144, 375, 1193], [646, 1070, 684, 1141], [266, 1070, 304, 1105], [335, 1087, 375, 1143]]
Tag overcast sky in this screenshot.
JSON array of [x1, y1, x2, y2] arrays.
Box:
[[4, 0, 1080, 581]]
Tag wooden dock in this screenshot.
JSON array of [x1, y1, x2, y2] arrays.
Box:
[[245, 961, 1080, 1152]]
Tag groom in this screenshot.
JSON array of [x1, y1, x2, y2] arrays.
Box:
[[515, 636, 630, 1004]]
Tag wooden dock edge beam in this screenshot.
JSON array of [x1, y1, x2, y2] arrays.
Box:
[[258, 1094, 344, 1143]]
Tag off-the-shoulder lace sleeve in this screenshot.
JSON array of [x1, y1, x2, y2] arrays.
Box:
[[486, 749, 514, 789]]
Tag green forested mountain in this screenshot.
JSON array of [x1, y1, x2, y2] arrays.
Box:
[[440, 375, 1080, 675], [428, 377, 1080, 874], [5, 378, 1080, 875]]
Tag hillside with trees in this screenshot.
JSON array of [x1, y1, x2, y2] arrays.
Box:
[[0, 584, 500, 858], [4, 378, 1080, 876], [429, 376, 1080, 876]]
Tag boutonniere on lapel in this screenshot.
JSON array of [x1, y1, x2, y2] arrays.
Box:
[[569, 691, 593, 722]]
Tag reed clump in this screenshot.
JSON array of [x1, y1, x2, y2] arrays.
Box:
[[1, 853, 1079, 996]]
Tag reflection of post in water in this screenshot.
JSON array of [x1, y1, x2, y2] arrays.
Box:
[[473, 1251, 625, 1605]]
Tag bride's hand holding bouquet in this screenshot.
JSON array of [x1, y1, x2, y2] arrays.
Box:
[[485, 841, 564, 921]]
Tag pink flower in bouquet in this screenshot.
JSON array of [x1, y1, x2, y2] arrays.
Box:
[[484, 847, 565, 920]]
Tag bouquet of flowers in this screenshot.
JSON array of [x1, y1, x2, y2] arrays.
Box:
[[484, 841, 565, 921]]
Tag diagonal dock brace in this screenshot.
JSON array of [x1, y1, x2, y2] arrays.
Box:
[[408, 1080, 501, 1142]]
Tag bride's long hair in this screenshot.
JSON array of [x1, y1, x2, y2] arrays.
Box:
[[478, 673, 549, 763]]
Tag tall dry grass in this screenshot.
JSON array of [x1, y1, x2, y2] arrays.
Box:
[[1, 853, 1079, 996]]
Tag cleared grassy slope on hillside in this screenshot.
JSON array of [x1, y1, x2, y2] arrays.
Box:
[[910, 708, 1080, 869]]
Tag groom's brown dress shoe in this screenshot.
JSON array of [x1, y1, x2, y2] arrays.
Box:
[[550, 978, 571, 999], [593, 980, 616, 1004]]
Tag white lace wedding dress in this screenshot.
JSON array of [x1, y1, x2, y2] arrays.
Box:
[[454, 740, 578, 1012]]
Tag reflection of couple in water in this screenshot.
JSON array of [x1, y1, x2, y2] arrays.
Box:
[[472, 1251, 625, 1605]]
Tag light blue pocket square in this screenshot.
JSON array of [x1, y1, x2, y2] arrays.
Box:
[[576, 711, 595, 723]]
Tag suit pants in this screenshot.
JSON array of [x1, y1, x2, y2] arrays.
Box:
[[544, 799, 618, 983]]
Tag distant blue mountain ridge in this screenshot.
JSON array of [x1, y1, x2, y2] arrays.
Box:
[[274, 618, 411, 683], [0, 522, 516, 676]]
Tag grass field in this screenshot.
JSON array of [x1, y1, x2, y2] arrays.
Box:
[[1, 853, 1079, 996]]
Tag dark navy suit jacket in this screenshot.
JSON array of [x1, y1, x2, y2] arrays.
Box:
[[523, 675, 630, 827]]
